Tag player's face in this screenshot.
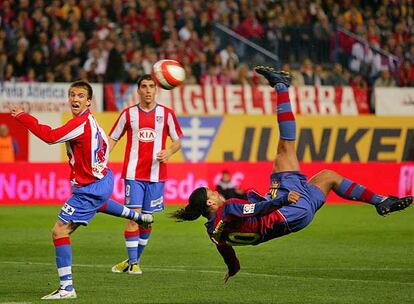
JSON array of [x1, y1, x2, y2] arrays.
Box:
[[138, 79, 157, 107], [68, 87, 91, 117], [206, 188, 225, 210]]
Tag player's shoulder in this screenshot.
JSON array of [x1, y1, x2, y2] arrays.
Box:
[[156, 103, 176, 114], [123, 105, 138, 113], [225, 198, 250, 206], [71, 109, 91, 123]]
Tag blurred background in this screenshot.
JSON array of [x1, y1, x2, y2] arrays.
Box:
[[0, 0, 413, 205]]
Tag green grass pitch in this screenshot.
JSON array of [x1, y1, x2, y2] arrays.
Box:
[[0, 204, 413, 304]]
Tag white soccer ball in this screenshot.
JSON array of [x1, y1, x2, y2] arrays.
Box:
[[151, 59, 186, 90]]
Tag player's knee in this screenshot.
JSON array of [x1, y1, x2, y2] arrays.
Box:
[[51, 226, 67, 240], [319, 169, 342, 183], [126, 220, 139, 230]]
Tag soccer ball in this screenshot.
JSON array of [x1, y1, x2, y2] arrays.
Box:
[[151, 59, 186, 90]]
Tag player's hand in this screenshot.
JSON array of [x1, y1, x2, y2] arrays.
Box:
[[287, 191, 300, 204], [10, 105, 24, 117], [223, 265, 240, 283], [156, 149, 171, 163], [223, 272, 231, 283]]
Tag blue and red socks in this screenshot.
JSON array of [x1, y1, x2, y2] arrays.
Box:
[[275, 83, 296, 140], [54, 237, 74, 291], [99, 199, 140, 221], [136, 225, 152, 264], [336, 178, 385, 205], [124, 229, 139, 265]]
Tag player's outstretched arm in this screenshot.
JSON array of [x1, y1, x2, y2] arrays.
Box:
[[216, 244, 240, 283], [12, 109, 85, 144]]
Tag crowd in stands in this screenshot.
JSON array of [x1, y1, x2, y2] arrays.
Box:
[[0, 0, 413, 88]]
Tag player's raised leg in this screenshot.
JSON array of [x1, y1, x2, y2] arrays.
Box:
[[308, 169, 412, 215], [255, 66, 299, 173], [99, 199, 153, 226]]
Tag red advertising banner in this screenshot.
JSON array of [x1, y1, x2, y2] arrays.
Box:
[[1, 162, 412, 205], [105, 84, 370, 115]]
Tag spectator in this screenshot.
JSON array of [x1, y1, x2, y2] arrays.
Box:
[[124, 66, 140, 84], [280, 63, 304, 86], [313, 13, 331, 63], [399, 61, 414, 87], [216, 170, 247, 200], [349, 73, 368, 90], [325, 63, 348, 86], [301, 59, 316, 85], [79, 7, 96, 40], [191, 52, 208, 83], [0, 52, 7, 80], [104, 41, 125, 82], [234, 63, 253, 85], [11, 51, 27, 78], [0, 124, 19, 162], [314, 64, 326, 86], [3, 63, 15, 81], [83, 48, 106, 77], [29, 49, 47, 81], [141, 49, 158, 74], [183, 64, 198, 85], [200, 65, 219, 85], [61, 0, 81, 21], [178, 19, 194, 42], [374, 69, 396, 87], [219, 43, 239, 68]]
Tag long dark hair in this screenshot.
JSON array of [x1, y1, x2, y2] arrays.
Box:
[[172, 187, 209, 221]]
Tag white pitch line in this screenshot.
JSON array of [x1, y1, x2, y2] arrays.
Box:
[[1, 261, 413, 286]]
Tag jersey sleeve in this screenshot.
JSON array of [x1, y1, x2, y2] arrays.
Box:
[[109, 110, 128, 141], [215, 243, 240, 276], [224, 194, 289, 219], [15, 112, 86, 144], [166, 110, 183, 141]]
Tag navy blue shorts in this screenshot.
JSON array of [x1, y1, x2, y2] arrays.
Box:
[[124, 180, 165, 213], [58, 169, 114, 225], [268, 172, 326, 232]]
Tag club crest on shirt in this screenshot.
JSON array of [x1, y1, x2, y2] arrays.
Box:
[[270, 180, 280, 199], [243, 204, 255, 214], [156, 116, 163, 123], [138, 128, 156, 142]]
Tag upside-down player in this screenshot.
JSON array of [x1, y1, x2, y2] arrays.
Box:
[[11, 80, 153, 299], [172, 67, 412, 282]]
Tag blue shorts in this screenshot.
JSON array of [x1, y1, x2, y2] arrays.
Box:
[[125, 180, 165, 214], [58, 169, 114, 225], [268, 172, 326, 233]]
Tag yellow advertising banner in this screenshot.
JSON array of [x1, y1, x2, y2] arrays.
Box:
[[62, 114, 414, 163], [208, 116, 414, 162]]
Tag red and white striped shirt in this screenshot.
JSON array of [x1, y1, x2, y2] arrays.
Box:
[[16, 110, 109, 186], [109, 104, 183, 182]]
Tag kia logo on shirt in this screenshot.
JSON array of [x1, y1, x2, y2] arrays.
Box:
[[138, 128, 156, 142]]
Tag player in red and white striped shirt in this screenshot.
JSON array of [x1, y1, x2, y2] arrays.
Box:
[[11, 81, 153, 299], [110, 74, 183, 274]]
